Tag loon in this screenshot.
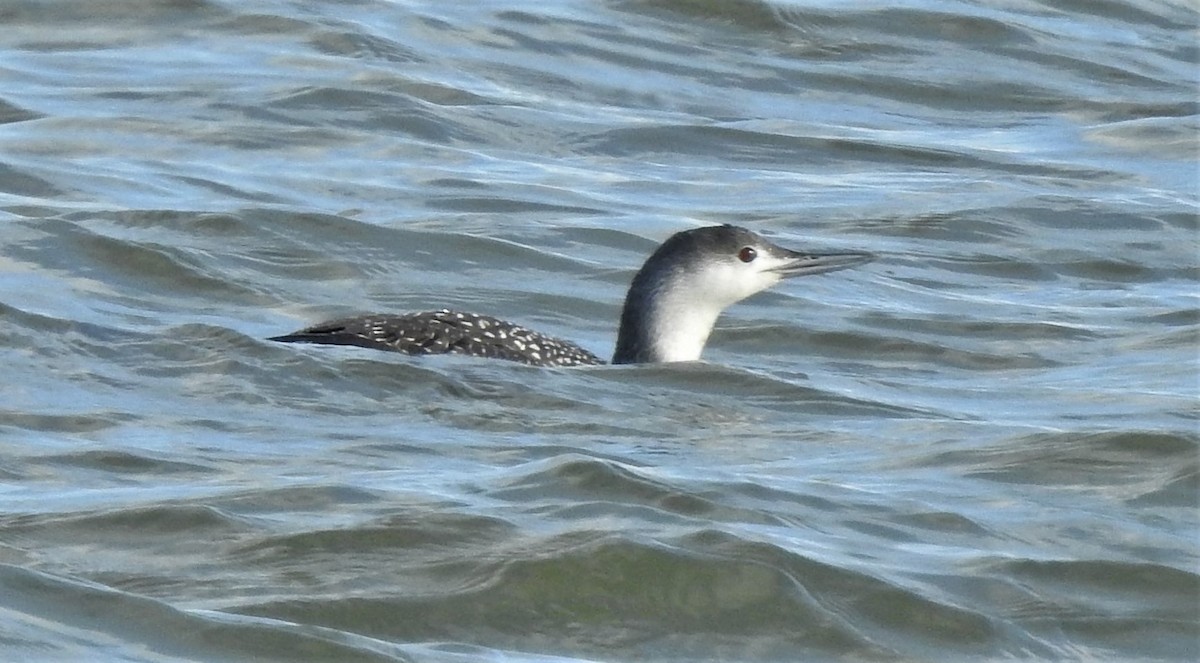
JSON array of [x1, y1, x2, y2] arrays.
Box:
[[270, 224, 874, 367]]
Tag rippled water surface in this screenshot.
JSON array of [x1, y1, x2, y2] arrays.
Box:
[[1, 1, 1197, 661]]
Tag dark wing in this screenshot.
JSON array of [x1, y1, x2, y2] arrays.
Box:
[[269, 309, 603, 367]]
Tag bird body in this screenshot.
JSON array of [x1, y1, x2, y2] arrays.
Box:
[[270, 308, 602, 367]]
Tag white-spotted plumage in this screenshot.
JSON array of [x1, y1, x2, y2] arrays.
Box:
[[271, 225, 874, 367], [271, 308, 601, 367]]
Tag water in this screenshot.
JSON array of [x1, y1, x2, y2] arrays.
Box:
[[1, 0, 1196, 661]]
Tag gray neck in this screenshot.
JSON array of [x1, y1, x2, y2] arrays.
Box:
[[611, 267, 723, 364]]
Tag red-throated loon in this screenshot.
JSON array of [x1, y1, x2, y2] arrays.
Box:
[[269, 225, 874, 366]]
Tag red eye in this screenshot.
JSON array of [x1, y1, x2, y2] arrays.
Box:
[[738, 246, 757, 263]]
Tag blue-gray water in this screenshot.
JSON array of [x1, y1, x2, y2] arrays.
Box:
[[1, 1, 1197, 661]]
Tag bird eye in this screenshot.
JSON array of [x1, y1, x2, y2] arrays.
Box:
[[738, 246, 757, 263]]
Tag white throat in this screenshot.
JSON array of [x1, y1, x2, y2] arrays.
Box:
[[639, 260, 785, 362], [641, 285, 726, 362]]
